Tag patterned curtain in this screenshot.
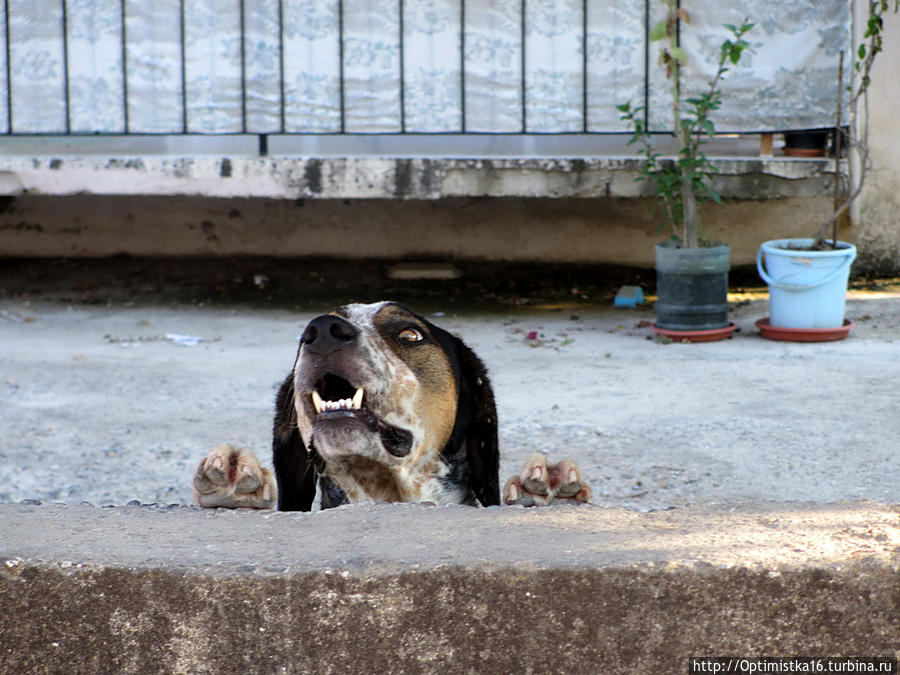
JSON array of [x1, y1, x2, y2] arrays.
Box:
[[0, 0, 850, 135]]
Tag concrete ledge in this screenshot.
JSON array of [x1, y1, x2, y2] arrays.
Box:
[[0, 153, 851, 266], [0, 193, 846, 266], [2, 502, 898, 673], [0, 155, 837, 200]]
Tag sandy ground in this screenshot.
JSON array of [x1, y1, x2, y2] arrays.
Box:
[[1, 263, 899, 511]]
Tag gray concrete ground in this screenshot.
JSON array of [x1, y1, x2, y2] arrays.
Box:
[[1, 277, 899, 509], [3, 500, 898, 573]]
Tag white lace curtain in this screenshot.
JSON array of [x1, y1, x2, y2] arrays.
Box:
[[2, 0, 850, 135]]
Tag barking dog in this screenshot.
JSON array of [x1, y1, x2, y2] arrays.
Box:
[[194, 302, 591, 510]]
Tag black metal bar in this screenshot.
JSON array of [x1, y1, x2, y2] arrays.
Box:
[[459, 0, 465, 132], [179, 0, 187, 132], [239, 0, 246, 133], [675, 0, 681, 51], [277, 0, 285, 132], [338, 0, 345, 132], [643, 0, 650, 131], [4, 0, 11, 133], [520, 0, 526, 133], [675, 0, 681, 136], [61, 0, 70, 133], [120, 0, 129, 132], [672, 0, 684, 138], [582, 0, 587, 132], [0, 129, 678, 138], [258, 132, 267, 155], [398, 0, 404, 132]]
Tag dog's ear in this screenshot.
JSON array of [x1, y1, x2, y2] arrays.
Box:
[[272, 374, 317, 511], [450, 336, 500, 507]]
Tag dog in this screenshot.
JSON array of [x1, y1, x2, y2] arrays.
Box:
[[193, 302, 591, 510]]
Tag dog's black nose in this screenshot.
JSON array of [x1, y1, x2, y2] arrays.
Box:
[[301, 314, 360, 354]]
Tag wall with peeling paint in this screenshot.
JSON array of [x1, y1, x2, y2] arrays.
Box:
[[0, 193, 842, 269], [0, 153, 852, 267], [857, 10, 900, 273]]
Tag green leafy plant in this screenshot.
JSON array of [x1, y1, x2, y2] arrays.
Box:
[[617, 4, 753, 249], [815, 0, 899, 249]]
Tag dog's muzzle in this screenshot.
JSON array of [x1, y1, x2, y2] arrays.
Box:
[[299, 314, 414, 459]]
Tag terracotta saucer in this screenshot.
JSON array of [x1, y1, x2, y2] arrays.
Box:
[[756, 318, 854, 342], [651, 323, 737, 343], [783, 147, 825, 158]]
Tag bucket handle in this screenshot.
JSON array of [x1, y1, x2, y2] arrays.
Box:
[[756, 245, 856, 292]]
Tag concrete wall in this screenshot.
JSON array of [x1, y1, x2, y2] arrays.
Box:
[[2, 502, 898, 674], [857, 8, 900, 273], [0, 158, 844, 268], [0, 194, 840, 268]]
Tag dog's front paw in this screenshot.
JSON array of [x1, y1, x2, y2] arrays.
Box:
[[502, 452, 592, 506], [193, 444, 276, 509]]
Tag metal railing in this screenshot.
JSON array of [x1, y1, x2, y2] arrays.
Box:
[[0, 0, 849, 154]]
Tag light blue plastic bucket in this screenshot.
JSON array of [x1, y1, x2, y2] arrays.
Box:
[[756, 238, 856, 329]]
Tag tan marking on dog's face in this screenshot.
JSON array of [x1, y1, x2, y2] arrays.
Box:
[[292, 302, 459, 503], [373, 303, 458, 465]]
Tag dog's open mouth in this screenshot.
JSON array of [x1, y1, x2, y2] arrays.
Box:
[[311, 373, 365, 414], [308, 373, 412, 458]]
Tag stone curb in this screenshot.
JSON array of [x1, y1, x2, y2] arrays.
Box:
[[1, 502, 898, 673]]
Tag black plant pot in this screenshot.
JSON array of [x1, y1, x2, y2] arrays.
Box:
[[655, 241, 730, 332]]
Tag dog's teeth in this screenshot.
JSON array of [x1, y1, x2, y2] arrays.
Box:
[[313, 390, 363, 414]]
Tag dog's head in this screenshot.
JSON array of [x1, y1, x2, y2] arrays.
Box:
[[281, 302, 498, 507]]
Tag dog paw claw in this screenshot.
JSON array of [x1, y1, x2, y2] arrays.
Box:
[[194, 444, 276, 509], [502, 453, 591, 507]]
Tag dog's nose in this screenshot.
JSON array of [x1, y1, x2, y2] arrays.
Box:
[[301, 315, 360, 354]]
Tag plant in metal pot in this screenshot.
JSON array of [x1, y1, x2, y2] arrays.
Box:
[[618, 4, 754, 340], [756, 0, 898, 341]]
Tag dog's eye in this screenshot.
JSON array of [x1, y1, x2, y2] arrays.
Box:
[[397, 327, 424, 343]]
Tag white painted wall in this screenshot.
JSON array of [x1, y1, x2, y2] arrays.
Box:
[[857, 5, 900, 271]]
